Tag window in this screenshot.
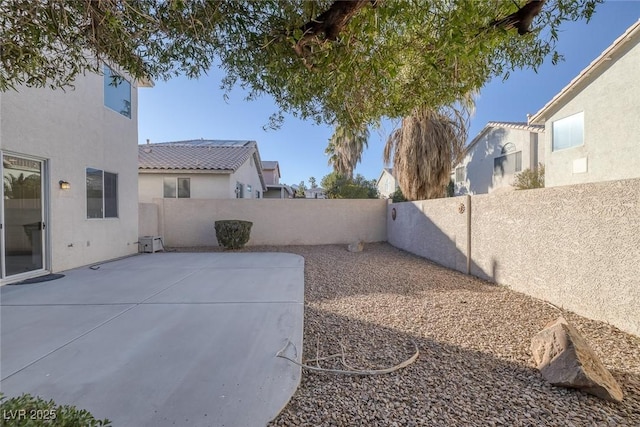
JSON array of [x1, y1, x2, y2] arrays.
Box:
[[163, 177, 190, 198], [455, 167, 465, 183], [87, 168, 118, 218], [255, 190, 261, 199], [552, 112, 583, 151], [493, 152, 522, 176], [235, 182, 244, 198], [104, 65, 131, 118]]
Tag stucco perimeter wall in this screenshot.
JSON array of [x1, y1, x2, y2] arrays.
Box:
[[388, 178, 640, 336], [147, 198, 387, 246], [139, 203, 159, 237], [387, 198, 468, 272], [471, 179, 640, 336]]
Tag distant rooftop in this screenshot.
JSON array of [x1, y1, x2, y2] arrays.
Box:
[[138, 143, 256, 171], [148, 139, 255, 147], [262, 161, 279, 170]]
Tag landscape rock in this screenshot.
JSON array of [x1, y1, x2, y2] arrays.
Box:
[[531, 317, 624, 402], [347, 241, 364, 252]]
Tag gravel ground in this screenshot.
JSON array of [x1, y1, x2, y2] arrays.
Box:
[[175, 243, 640, 426]]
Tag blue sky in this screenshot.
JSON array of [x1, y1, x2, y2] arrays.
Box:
[[138, 1, 640, 187]]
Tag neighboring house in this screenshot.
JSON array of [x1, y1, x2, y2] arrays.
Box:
[[304, 187, 327, 199], [452, 122, 545, 195], [262, 161, 294, 199], [529, 20, 640, 187], [138, 140, 266, 202], [0, 64, 150, 284], [377, 168, 399, 199]]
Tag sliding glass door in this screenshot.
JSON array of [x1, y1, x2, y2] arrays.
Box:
[[2, 154, 46, 279]]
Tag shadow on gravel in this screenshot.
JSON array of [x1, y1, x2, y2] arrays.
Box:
[[271, 306, 640, 426]]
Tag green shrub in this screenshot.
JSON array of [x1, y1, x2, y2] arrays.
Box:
[[214, 220, 253, 249], [513, 163, 545, 190], [390, 188, 407, 203], [0, 393, 111, 426]]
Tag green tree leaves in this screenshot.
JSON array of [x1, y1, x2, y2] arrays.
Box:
[[0, 0, 601, 126]]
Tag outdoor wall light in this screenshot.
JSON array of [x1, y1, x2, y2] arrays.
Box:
[[391, 207, 397, 221], [59, 180, 71, 190]]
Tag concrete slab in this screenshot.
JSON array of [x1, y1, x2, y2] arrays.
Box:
[[0, 253, 304, 427]]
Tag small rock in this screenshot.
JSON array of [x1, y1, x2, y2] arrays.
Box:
[[530, 317, 624, 402], [348, 241, 364, 252]]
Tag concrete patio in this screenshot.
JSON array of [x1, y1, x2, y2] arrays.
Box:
[[0, 252, 304, 426]]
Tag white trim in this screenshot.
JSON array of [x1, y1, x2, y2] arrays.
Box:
[[1, 151, 50, 282], [530, 20, 640, 124]]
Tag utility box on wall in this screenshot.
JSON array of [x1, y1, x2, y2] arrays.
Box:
[[139, 236, 163, 253]]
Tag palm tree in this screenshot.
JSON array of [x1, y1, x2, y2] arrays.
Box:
[[383, 98, 474, 201], [3, 172, 41, 199], [325, 124, 369, 179]]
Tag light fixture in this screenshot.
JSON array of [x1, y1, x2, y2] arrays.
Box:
[[59, 180, 71, 190]]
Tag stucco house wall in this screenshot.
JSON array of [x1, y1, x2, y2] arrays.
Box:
[[230, 156, 264, 198], [138, 172, 231, 203], [1, 66, 143, 279], [454, 123, 544, 196], [377, 169, 398, 199], [138, 142, 265, 202], [530, 21, 640, 187]]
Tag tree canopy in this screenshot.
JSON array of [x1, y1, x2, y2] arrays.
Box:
[[1, 0, 599, 127], [321, 172, 378, 199]]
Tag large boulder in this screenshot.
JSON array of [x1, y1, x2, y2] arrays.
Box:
[[530, 317, 624, 402]]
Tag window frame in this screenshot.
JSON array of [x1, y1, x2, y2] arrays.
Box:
[[493, 151, 523, 177], [103, 65, 132, 119], [86, 168, 118, 219], [552, 112, 584, 152], [163, 177, 190, 198]]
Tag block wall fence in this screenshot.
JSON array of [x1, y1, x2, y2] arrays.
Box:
[[140, 178, 639, 336]]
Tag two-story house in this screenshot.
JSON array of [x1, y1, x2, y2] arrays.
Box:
[[1, 65, 150, 284], [262, 161, 294, 199], [377, 168, 399, 199], [529, 20, 640, 187], [453, 122, 545, 195]]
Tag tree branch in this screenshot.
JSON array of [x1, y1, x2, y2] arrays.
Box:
[[490, 0, 547, 35]]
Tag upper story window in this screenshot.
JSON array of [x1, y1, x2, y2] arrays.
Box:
[[235, 182, 244, 198], [455, 166, 465, 183], [493, 152, 522, 176], [87, 168, 118, 219], [104, 65, 131, 118], [552, 112, 583, 151], [163, 177, 190, 198]]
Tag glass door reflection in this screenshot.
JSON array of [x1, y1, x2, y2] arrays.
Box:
[[2, 154, 44, 277]]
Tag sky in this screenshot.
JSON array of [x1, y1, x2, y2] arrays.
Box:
[[138, 1, 640, 187]]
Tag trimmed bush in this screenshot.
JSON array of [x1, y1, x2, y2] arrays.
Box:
[[0, 393, 111, 426], [214, 220, 253, 249]]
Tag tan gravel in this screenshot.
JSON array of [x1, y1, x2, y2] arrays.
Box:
[[175, 243, 640, 426]]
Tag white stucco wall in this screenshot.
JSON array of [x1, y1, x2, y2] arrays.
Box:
[[377, 171, 398, 199], [138, 153, 264, 203], [455, 127, 543, 195], [138, 172, 231, 203], [1, 69, 142, 274], [541, 39, 640, 187], [142, 198, 387, 247], [230, 154, 264, 198]]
